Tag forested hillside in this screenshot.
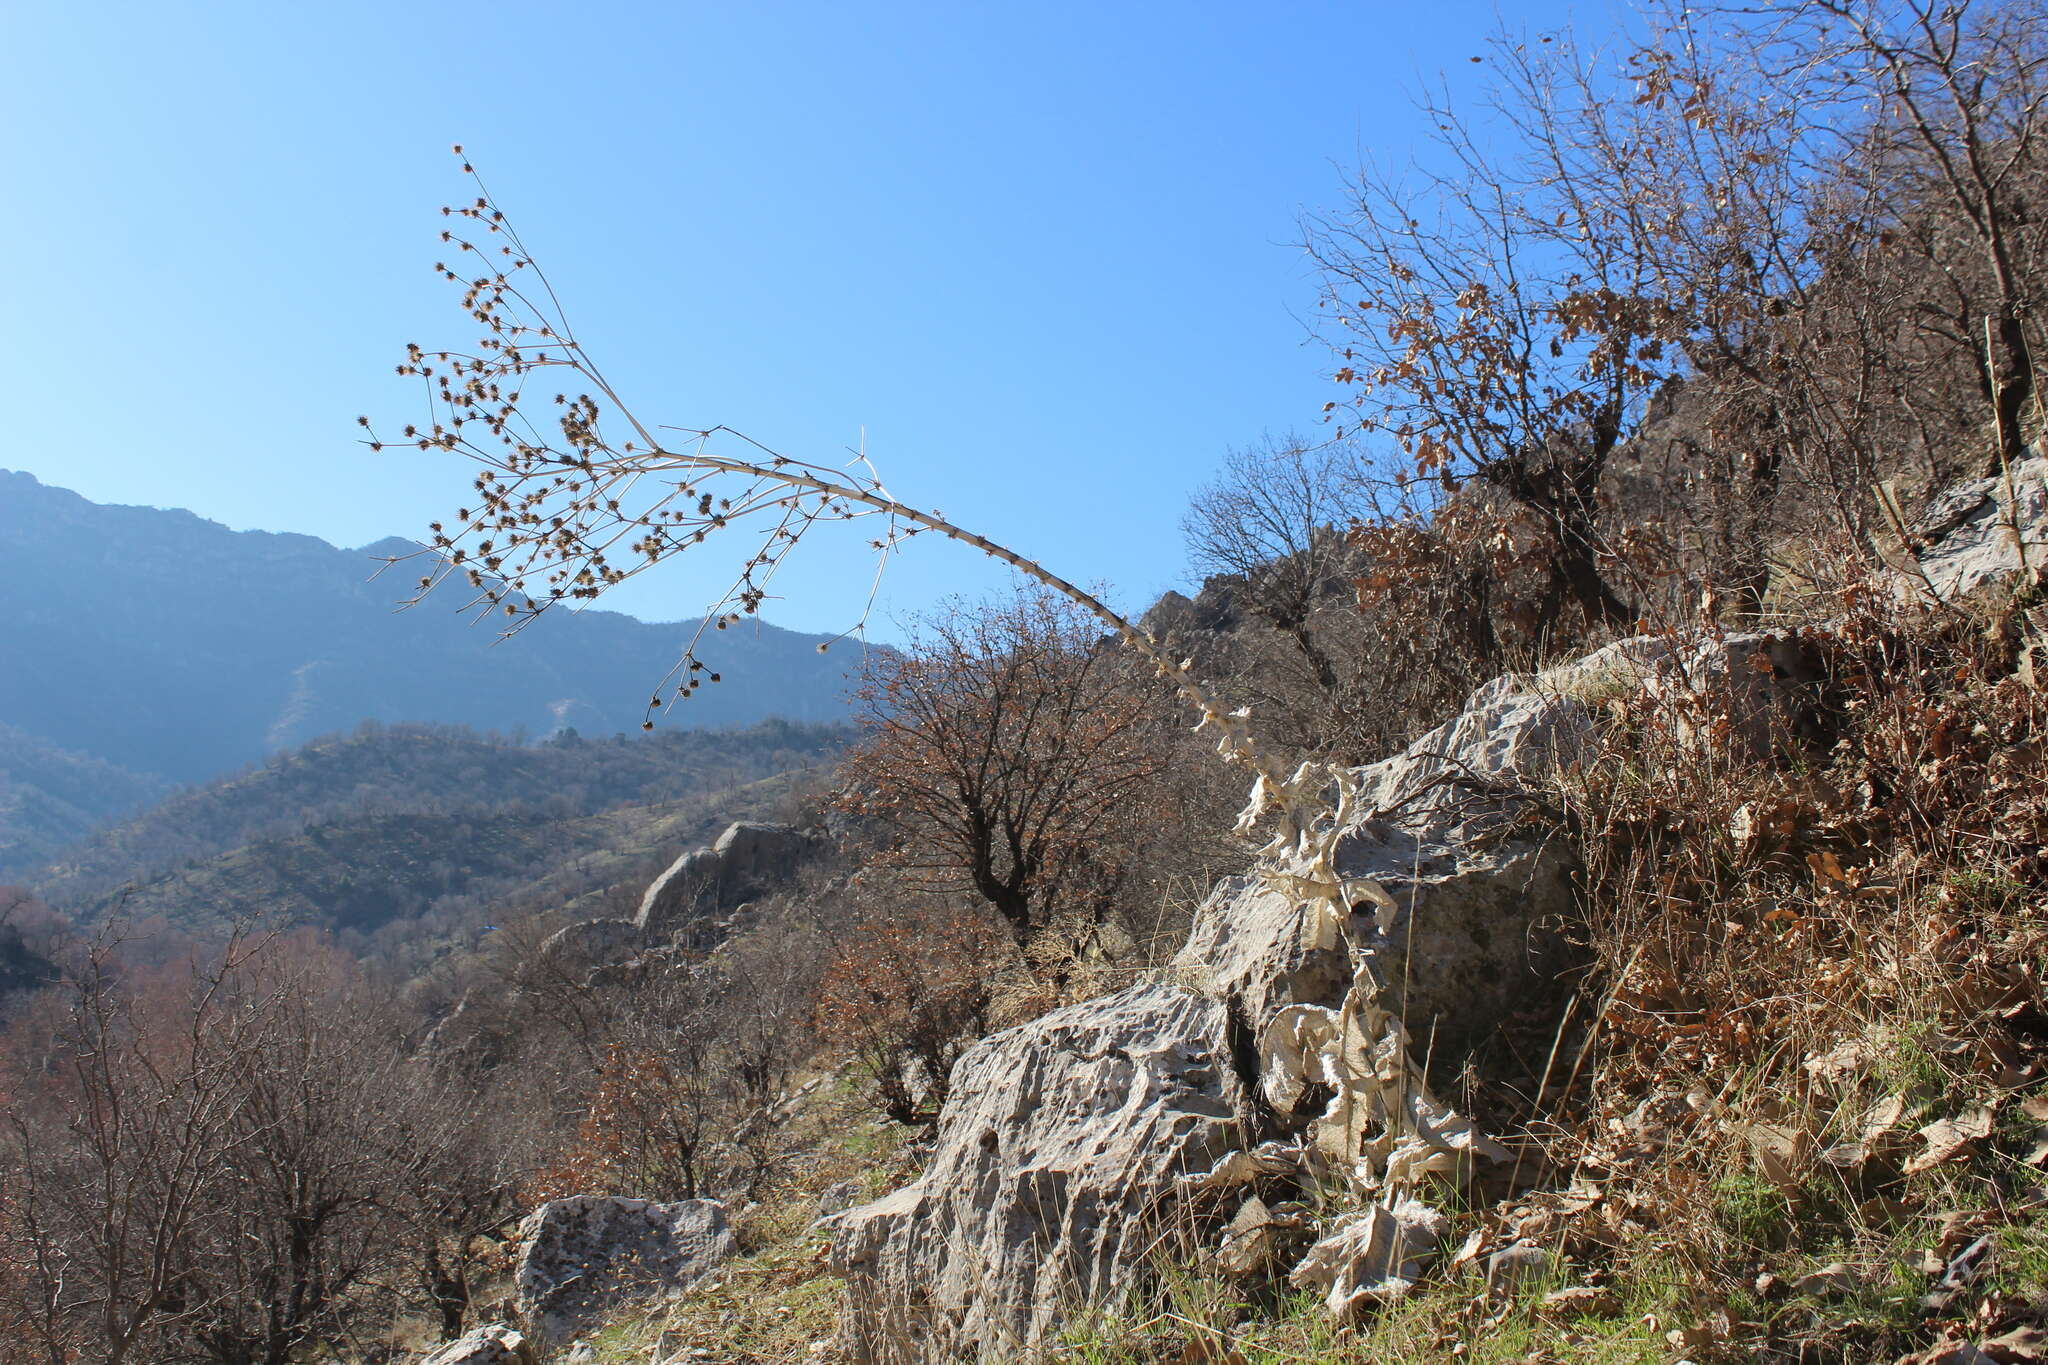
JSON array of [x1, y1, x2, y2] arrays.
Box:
[[23, 719, 848, 945], [0, 721, 169, 878]]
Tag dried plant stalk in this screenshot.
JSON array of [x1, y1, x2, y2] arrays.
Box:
[[370, 158, 1490, 1223]]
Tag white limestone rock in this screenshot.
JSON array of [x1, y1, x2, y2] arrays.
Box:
[[1176, 631, 1817, 1062], [826, 983, 1251, 1363], [1902, 452, 2048, 603], [513, 1196, 733, 1348], [636, 821, 818, 935], [419, 1324, 533, 1365]]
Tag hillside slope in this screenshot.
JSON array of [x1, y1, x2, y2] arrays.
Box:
[[0, 723, 170, 879], [26, 720, 849, 940]]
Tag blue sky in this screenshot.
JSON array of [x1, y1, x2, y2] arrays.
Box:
[[1, 1, 1593, 639]]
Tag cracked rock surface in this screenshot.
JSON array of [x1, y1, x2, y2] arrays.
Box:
[[826, 983, 1251, 1363], [513, 1196, 733, 1349]]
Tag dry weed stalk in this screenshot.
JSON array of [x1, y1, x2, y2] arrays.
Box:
[[369, 157, 1495, 1247]]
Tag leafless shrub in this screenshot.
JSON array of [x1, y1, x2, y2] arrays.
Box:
[[834, 590, 1180, 968]]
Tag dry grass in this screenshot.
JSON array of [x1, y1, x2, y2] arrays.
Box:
[[1016, 579, 2048, 1364], [558, 574, 2048, 1365]]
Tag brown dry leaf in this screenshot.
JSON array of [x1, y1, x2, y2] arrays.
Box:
[[1864, 1094, 1915, 1141], [1666, 1324, 1715, 1353], [1822, 1138, 1875, 1170], [1792, 1262, 1860, 1297], [1895, 1344, 2000, 1365], [1805, 1038, 1875, 1086], [1809, 849, 1850, 884], [1860, 1195, 1919, 1226], [1934, 1208, 1998, 1253], [1539, 1286, 1620, 1318], [2021, 1095, 2048, 1123], [1983, 1325, 2048, 1362], [1908, 1106, 1997, 1173], [1727, 1119, 1812, 1190]]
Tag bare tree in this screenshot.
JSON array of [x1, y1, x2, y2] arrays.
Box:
[[176, 944, 429, 1365], [834, 591, 1175, 954], [1305, 64, 1673, 638], [0, 935, 266, 1365], [1805, 0, 2048, 468]]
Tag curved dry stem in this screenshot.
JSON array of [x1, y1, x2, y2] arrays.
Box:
[[372, 160, 1487, 1221], [365, 158, 1321, 837]]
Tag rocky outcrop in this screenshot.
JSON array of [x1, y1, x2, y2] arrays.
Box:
[[832, 629, 1822, 1359], [535, 916, 643, 966], [1175, 644, 1625, 1057], [635, 821, 819, 937], [1180, 632, 1822, 1055], [1901, 451, 2048, 603], [513, 1196, 733, 1349], [827, 983, 1251, 1363], [419, 1324, 533, 1365]]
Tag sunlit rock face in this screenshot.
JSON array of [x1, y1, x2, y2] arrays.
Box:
[[1901, 450, 2048, 603], [636, 820, 820, 936], [513, 1196, 734, 1349], [418, 1324, 533, 1365], [827, 982, 1252, 1363], [830, 627, 1822, 1360]]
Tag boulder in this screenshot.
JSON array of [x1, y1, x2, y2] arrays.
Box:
[[636, 821, 818, 936], [827, 983, 1251, 1363], [513, 1196, 733, 1348], [535, 917, 643, 967], [1177, 631, 1815, 1063], [419, 1324, 533, 1365], [1902, 451, 2048, 603], [1176, 650, 1607, 1058]]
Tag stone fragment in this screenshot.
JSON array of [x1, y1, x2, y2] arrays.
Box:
[[826, 983, 1249, 1363], [513, 1196, 733, 1348], [419, 1324, 533, 1365]]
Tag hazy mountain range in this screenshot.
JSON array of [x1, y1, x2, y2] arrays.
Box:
[[0, 469, 865, 876]]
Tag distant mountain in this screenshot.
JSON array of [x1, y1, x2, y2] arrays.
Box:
[[27, 719, 850, 943], [0, 723, 171, 879], [0, 469, 860, 787]]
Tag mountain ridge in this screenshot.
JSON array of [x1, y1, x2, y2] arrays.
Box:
[[0, 468, 861, 789]]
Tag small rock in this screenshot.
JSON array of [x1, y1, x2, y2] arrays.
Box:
[[514, 1196, 734, 1348], [420, 1324, 534, 1365], [1791, 1262, 1860, 1297], [813, 1179, 861, 1218], [1484, 1240, 1554, 1294]]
